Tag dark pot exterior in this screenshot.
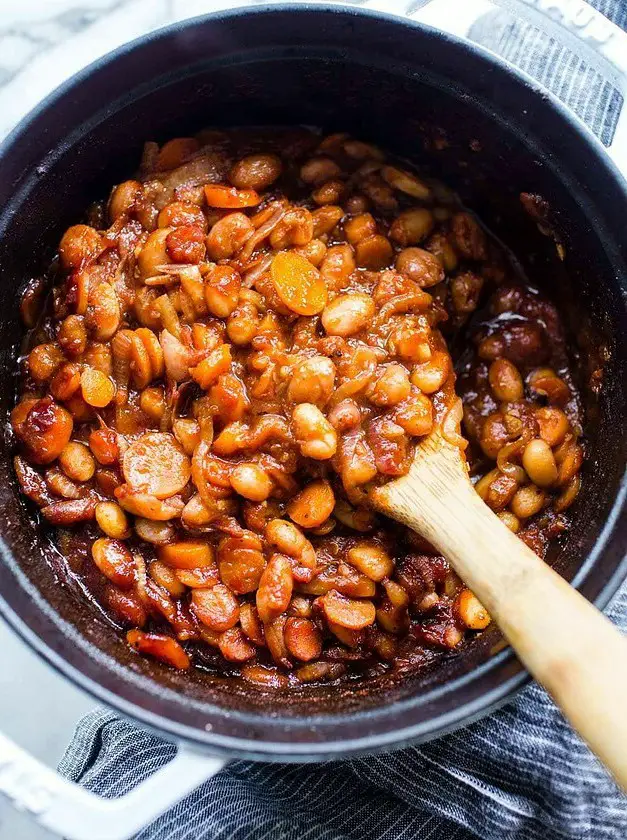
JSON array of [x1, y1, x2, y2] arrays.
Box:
[[0, 5, 625, 761]]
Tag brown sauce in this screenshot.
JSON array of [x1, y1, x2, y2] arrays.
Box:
[[11, 128, 583, 689]]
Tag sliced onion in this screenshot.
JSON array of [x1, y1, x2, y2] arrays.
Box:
[[242, 253, 274, 288], [160, 329, 192, 382], [191, 441, 220, 513], [133, 550, 148, 604], [441, 398, 468, 450], [151, 154, 230, 207], [375, 292, 432, 326], [238, 202, 286, 265]]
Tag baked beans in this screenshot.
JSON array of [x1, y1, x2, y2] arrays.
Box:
[[12, 128, 584, 685]]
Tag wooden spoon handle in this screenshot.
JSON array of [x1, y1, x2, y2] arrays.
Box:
[[376, 441, 627, 790]]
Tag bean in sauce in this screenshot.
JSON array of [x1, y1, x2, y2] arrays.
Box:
[[11, 127, 584, 687]]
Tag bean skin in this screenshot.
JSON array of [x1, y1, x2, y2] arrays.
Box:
[[257, 554, 293, 624]]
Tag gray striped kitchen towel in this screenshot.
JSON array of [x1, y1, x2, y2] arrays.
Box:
[[59, 1, 627, 837]]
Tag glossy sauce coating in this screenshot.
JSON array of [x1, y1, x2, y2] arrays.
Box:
[[12, 128, 583, 686]]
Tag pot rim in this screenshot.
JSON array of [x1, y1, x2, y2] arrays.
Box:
[[0, 2, 625, 761]]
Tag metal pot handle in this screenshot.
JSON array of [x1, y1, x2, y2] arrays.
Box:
[[364, 0, 627, 179], [0, 728, 226, 840]]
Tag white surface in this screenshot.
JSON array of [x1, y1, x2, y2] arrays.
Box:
[[0, 624, 93, 839], [0, 727, 226, 840]]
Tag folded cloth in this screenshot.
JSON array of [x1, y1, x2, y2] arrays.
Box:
[[58, 587, 627, 840], [59, 1, 627, 838]]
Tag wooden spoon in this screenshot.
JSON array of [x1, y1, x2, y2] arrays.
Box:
[[371, 428, 627, 792]]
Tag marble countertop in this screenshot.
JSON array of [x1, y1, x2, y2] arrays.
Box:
[[0, 0, 283, 139]]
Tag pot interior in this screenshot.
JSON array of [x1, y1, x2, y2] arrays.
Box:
[[0, 7, 625, 755]]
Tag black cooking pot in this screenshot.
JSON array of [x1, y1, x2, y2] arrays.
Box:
[[0, 3, 626, 836]]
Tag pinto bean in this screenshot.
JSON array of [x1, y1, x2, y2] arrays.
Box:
[[191, 585, 239, 631], [395, 392, 433, 437], [59, 442, 96, 482], [91, 538, 135, 587], [320, 244, 356, 288], [256, 553, 293, 624], [95, 502, 130, 539], [300, 157, 342, 184], [28, 344, 65, 383], [175, 566, 220, 589], [59, 225, 103, 270], [455, 589, 491, 630], [381, 166, 430, 199], [480, 413, 509, 460], [489, 359, 524, 402], [284, 617, 322, 661], [522, 439, 558, 487], [368, 364, 411, 407], [390, 208, 434, 246], [219, 627, 255, 662], [240, 602, 265, 645], [312, 205, 344, 238], [265, 519, 317, 581], [135, 518, 176, 545], [230, 154, 282, 191], [105, 586, 147, 627], [58, 316, 87, 357], [321, 590, 376, 630], [204, 265, 241, 318], [206, 212, 254, 261], [229, 463, 273, 502], [346, 542, 393, 582], [292, 403, 337, 460], [395, 248, 444, 287], [321, 293, 374, 337], [158, 200, 206, 229], [115, 487, 184, 520], [109, 180, 143, 221], [85, 282, 120, 341], [287, 356, 335, 406], [296, 661, 346, 683], [451, 211, 487, 260], [510, 484, 546, 519]]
